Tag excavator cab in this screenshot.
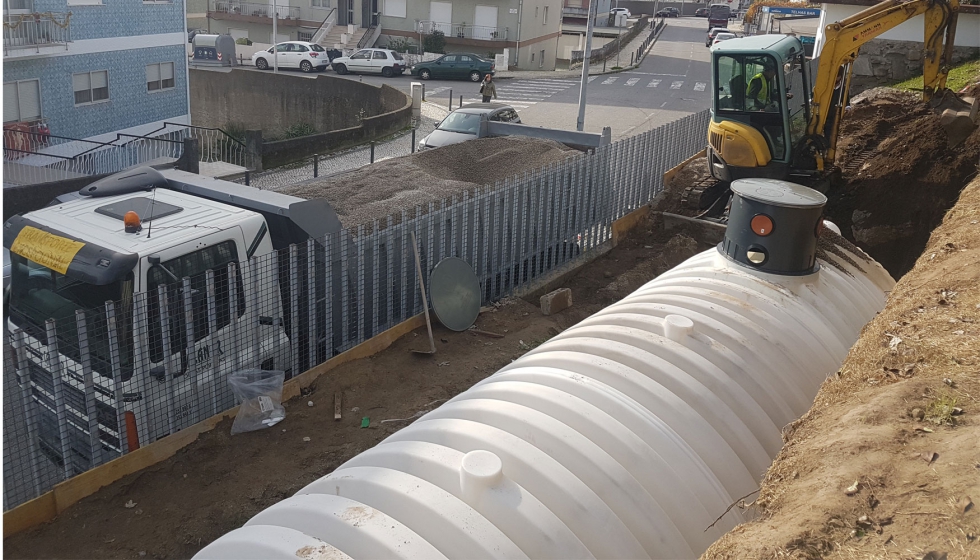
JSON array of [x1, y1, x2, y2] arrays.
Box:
[[707, 35, 813, 183]]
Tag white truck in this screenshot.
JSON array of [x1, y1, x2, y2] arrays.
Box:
[[4, 167, 342, 474]]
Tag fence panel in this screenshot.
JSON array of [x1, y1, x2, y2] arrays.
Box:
[[3, 110, 710, 510]]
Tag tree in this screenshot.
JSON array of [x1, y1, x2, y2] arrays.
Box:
[[422, 30, 446, 54]]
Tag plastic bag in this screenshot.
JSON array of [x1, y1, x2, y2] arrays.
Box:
[[228, 369, 286, 434]]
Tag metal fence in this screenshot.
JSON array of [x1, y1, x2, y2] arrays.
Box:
[[2, 129, 184, 188], [2, 11, 72, 54], [2, 109, 710, 510]]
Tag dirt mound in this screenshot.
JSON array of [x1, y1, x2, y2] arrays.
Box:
[[281, 137, 576, 228], [702, 176, 980, 560], [826, 87, 980, 278]]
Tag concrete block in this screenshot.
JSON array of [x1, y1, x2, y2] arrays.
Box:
[[540, 288, 573, 316]]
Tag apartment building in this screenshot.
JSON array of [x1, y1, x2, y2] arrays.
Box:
[[204, 0, 371, 47], [3, 0, 190, 144], [378, 0, 563, 70]]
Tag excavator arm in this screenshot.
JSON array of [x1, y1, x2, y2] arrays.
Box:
[[808, 0, 959, 168]]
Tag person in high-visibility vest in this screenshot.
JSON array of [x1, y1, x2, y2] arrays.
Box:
[[746, 60, 778, 111]]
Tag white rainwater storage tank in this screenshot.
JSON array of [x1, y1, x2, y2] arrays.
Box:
[[196, 179, 895, 559]]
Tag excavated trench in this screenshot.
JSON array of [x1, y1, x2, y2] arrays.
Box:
[[664, 88, 980, 280]]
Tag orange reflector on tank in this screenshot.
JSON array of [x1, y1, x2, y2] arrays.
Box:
[[123, 211, 141, 233], [750, 214, 773, 236]]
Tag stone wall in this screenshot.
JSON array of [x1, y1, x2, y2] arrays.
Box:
[[260, 85, 413, 169], [849, 38, 979, 93], [190, 69, 409, 138]]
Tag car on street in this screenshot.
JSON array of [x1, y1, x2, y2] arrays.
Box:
[[694, 7, 709, 17], [610, 7, 632, 18], [418, 103, 521, 150], [706, 27, 731, 46], [711, 32, 737, 46], [411, 53, 495, 82], [330, 48, 407, 77], [656, 7, 679, 17], [252, 41, 330, 72]]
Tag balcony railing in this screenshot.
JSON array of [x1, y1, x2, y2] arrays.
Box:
[[418, 20, 507, 41], [209, 0, 300, 20], [3, 11, 71, 54]]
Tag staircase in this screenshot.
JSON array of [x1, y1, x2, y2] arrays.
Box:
[[319, 25, 369, 50]]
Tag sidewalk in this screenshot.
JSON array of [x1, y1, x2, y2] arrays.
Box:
[[243, 102, 448, 191], [494, 21, 668, 81]]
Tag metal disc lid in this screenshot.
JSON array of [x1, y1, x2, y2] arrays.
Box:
[[429, 257, 482, 332]]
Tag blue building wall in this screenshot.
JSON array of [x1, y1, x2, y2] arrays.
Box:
[[4, 45, 188, 139], [32, 0, 186, 41]]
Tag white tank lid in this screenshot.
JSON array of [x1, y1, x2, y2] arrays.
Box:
[[731, 178, 828, 208]]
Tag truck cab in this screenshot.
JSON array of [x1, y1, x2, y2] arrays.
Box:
[[708, 35, 812, 183], [5, 167, 339, 474]]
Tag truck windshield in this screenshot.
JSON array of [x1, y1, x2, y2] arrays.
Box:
[[8, 253, 135, 379]]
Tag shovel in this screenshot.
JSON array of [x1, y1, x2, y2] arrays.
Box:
[[410, 231, 436, 355]]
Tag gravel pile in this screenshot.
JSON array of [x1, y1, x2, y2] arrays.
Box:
[[281, 136, 578, 227]]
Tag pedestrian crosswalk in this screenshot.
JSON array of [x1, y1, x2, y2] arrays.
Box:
[[440, 79, 578, 111], [425, 76, 710, 112]]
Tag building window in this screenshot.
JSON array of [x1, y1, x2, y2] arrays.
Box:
[[3, 80, 42, 123], [297, 30, 314, 41], [146, 62, 175, 92], [531, 52, 535, 62], [539, 49, 545, 67], [382, 0, 406, 18], [534, 6, 538, 17], [67, 0, 105, 6], [73, 71, 109, 105], [312, 0, 329, 7], [543, 6, 548, 24]]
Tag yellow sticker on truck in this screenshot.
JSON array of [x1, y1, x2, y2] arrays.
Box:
[[9, 225, 85, 275]]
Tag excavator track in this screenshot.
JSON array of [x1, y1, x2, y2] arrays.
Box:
[[681, 175, 729, 212]]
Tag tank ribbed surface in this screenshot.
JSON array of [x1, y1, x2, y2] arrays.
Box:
[[196, 240, 894, 559]]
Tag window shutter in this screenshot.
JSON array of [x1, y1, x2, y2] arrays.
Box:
[[73, 72, 90, 92], [17, 80, 40, 120], [91, 71, 108, 89], [3, 83, 19, 122], [146, 64, 161, 83]]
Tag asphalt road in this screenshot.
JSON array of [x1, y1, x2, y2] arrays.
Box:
[[233, 17, 713, 140], [515, 18, 713, 139]]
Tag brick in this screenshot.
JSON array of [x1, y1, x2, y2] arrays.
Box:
[[540, 288, 572, 316]]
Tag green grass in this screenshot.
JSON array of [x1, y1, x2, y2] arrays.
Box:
[[890, 56, 980, 93]]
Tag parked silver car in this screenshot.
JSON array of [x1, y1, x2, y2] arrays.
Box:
[[418, 103, 521, 150]]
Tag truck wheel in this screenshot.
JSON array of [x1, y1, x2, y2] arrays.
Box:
[[334, 64, 348, 75], [469, 70, 482, 82], [256, 58, 269, 70], [419, 69, 431, 80], [382, 66, 393, 77]]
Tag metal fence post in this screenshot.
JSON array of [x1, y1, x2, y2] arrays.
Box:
[[313, 154, 319, 178], [156, 285, 177, 438], [12, 329, 44, 497], [43, 319, 73, 480], [289, 243, 300, 379], [245, 170, 250, 186], [104, 300, 130, 455], [74, 310, 105, 468], [181, 277, 198, 426], [411, 129, 416, 153], [449, 88, 453, 110], [370, 141, 375, 164]]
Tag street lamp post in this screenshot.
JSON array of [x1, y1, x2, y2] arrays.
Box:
[[272, 0, 279, 73], [575, 0, 597, 131]]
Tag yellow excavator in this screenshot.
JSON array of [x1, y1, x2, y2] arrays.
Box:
[[677, 0, 977, 210]]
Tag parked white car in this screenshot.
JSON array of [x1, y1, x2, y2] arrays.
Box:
[[252, 41, 329, 73], [330, 48, 407, 77], [610, 7, 631, 18]]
